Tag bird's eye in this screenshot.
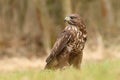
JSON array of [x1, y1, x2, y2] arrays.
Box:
[[70, 16, 77, 19], [70, 16, 74, 19]]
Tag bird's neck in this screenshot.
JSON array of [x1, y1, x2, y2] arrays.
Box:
[[78, 23, 87, 35]]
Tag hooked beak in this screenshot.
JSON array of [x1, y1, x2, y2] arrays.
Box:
[[64, 16, 71, 22]]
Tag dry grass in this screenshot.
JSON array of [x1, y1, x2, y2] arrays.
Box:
[[0, 57, 46, 72], [0, 59, 120, 80]]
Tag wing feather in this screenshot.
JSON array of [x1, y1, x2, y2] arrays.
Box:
[[46, 30, 72, 63]]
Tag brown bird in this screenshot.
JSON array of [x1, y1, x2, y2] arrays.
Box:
[[45, 14, 87, 69]]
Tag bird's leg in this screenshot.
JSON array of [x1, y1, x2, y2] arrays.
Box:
[[69, 51, 83, 69], [57, 53, 70, 69]]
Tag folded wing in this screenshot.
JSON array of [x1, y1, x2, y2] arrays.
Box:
[[46, 30, 72, 63]]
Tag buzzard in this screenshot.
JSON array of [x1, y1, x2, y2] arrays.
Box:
[[45, 14, 87, 69]]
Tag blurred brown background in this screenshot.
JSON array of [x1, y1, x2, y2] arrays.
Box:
[[0, 0, 119, 61]]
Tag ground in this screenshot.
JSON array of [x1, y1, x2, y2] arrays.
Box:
[[0, 59, 120, 80]]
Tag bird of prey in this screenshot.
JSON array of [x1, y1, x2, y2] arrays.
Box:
[[45, 14, 87, 69]]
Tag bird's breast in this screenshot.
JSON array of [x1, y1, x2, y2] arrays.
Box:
[[65, 25, 86, 52], [70, 33, 86, 51]]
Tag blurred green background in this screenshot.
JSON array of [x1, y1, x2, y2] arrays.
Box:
[[0, 0, 120, 80]]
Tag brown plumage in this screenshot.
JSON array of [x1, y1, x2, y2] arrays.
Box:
[[45, 14, 87, 69]]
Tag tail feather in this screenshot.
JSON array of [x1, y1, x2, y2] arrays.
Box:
[[44, 58, 58, 69]]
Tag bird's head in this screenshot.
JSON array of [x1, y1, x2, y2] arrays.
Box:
[[64, 14, 85, 29]]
